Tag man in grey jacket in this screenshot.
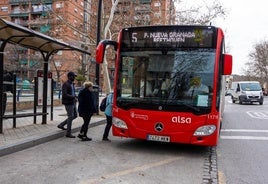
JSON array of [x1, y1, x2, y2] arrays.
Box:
[[57, 71, 77, 138]]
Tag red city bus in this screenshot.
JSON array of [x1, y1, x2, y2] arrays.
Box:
[[96, 25, 232, 146]]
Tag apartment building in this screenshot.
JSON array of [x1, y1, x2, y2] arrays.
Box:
[[0, 0, 175, 87]]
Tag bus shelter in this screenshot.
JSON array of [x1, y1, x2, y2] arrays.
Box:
[[0, 18, 91, 133]]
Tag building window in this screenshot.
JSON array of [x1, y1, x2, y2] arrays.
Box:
[[56, 3, 64, 9], [154, 2, 161, 7], [1, 6, 8, 12]]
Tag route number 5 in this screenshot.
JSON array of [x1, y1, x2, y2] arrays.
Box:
[[132, 33, 137, 42]]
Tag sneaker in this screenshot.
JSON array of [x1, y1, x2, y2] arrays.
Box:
[[57, 125, 67, 130], [77, 134, 84, 140], [102, 138, 111, 142], [82, 137, 92, 141], [66, 134, 75, 138]]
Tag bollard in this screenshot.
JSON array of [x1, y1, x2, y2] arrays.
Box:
[[58, 89, 61, 99], [17, 89, 21, 102]]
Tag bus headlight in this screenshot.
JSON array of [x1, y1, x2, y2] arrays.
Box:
[[113, 117, 128, 129], [193, 125, 216, 136]]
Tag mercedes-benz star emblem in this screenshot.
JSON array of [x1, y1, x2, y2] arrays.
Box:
[[155, 122, 164, 132]]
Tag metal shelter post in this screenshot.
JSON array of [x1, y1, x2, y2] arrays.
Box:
[[0, 41, 7, 133], [95, 0, 102, 114], [42, 58, 49, 124]]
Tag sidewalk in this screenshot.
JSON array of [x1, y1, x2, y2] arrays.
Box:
[[0, 105, 106, 157]]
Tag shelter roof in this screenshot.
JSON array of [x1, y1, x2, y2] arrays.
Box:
[[0, 18, 91, 55]]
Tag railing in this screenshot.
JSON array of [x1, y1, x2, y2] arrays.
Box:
[[6, 89, 62, 102], [1, 75, 54, 133], [9, 0, 29, 4], [9, 0, 53, 4]]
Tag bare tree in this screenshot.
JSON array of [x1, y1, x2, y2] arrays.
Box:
[[244, 40, 268, 83], [175, 0, 226, 25]]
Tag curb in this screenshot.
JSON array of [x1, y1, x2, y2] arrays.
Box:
[[0, 119, 106, 157]]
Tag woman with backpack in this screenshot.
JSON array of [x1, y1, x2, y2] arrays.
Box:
[[102, 91, 113, 141]]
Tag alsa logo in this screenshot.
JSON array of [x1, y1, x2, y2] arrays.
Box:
[[172, 116, 192, 124]]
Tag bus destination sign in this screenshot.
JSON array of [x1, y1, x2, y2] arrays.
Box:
[[121, 26, 216, 50]]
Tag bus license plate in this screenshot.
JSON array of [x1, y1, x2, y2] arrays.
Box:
[[147, 135, 170, 142]]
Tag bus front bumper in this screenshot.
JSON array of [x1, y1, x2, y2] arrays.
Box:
[[112, 125, 218, 146]]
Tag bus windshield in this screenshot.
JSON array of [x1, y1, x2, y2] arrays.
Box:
[[116, 48, 215, 114]]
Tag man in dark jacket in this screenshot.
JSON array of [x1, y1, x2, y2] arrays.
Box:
[[77, 81, 96, 141], [57, 71, 77, 138]]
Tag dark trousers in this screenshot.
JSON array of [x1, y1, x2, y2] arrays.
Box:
[[58, 104, 77, 135], [103, 115, 112, 139], [80, 115, 92, 136], [2, 93, 7, 116]]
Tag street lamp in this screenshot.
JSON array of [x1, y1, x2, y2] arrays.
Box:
[[95, 0, 102, 114], [96, 0, 102, 86]]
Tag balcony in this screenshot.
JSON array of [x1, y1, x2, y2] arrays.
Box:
[[139, 0, 151, 4], [32, 4, 52, 14], [10, 13, 29, 18], [9, 0, 29, 5], [32, 0, 53, 4], [10, 4, 52, 17], [9, 0, 53, 5], [19, 60, 39, 67], [27, 18, 52, 26], [135, 5, 151, 13], [13, 19, 28, 26], [9, 8, 30, 17]]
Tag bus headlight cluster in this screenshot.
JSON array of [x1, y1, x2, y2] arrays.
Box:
[[193, 125, 216, 136], [113, 117, 128, 129]]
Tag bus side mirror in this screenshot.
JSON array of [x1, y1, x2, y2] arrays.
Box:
[[96, 43, 105, 64], [223, 54, 232, 75], [95, 40, 118, 64]]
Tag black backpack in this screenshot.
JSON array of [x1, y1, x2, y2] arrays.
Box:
[[99, 97, 107, 112]]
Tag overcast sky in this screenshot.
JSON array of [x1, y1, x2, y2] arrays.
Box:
[[175, 0, 268, 75], [217, 0, 268, 75]]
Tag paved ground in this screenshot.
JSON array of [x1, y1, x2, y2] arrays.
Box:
[[0, 105, 106, 157]]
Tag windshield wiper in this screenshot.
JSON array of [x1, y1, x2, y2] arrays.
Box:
[[177, 101, 200, 112]]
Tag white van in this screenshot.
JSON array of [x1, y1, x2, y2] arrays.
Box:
[[230, 81, 264, 105]]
